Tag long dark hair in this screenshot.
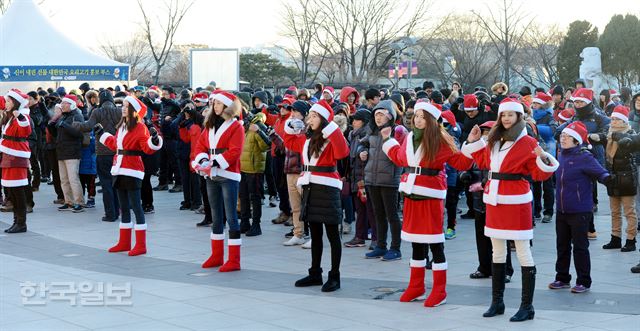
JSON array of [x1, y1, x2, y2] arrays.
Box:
[[308, 116, 329, 158], [487, 112, 523, 150], [599, 89, 611, 109], [2, 96, 21, 125], [417, 110, 458, 163], [116, 103, 138, 131]]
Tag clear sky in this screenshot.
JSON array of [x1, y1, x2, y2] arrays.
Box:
[[32, 0, 640, 52]]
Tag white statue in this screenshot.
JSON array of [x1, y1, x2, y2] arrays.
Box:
[[579, 47, 604, 92]]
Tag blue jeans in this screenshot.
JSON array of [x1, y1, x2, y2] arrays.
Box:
[[341, 194, 354, 224], [207, 177, 239, 234], [97, 155, 119, 220], [117, 187, 145, 224]]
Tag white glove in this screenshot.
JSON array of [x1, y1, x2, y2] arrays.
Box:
[[289, 118, 305, 133], [589, 133, 600, 142]]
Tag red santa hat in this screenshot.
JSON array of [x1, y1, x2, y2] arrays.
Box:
[[532, 92, 552, 105], [193, 92, 208, 103], [414, 99, 441, 120], [463, 94, 479, 111], [279, 96, 295, 107], [571, 88, 593, 104], [562, 121, 590, 148], [322, 86, 335, 99], [309, 99, 334, 122], [440, 110, 457, 131], [212, 91, 237, 107], [480, 121, 495, 130], [62, 94, 78, 110], [611, 105, 630, 123], [6, 89, 29, 108], [124, 95, 148, 118], [558, 108, 575, 122], [497, 98, 524, 115], [609, 89, 619, 97], [147, 85, 161, 96]]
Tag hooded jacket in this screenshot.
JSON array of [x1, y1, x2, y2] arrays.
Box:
[[339, 86, 360, 115], [363, 100, 402, 187], [556, 146, 609, 213], [556, 104, 610, 165], [533, 106, 558, 157]]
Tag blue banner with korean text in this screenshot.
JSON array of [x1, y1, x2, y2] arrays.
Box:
[[0, 66, 130, 82]]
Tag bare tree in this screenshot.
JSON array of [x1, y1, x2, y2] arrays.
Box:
[[99, 32, 153, 80], [138, 0, 194, 85], [281, 0, 326, 85], [313, 0, 429, 84], [420, 15, 501, 91], [1, 0, 46, 14], [473, 0, 535, 87], [511, 24, 562, 89]]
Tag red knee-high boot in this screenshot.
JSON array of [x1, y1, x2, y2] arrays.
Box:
[[219, 238, 241, 272], [202, 233, 225, 268], [425, 262, 447, 307], [108, 223, 132, 252], [400, 259, 426, 302], [128, 224, 147, 256]]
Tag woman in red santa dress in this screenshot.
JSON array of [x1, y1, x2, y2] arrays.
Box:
[[463, 98, 559, 322], [1, 89, 32, 233], [96, 96, 163, 256], [380, 100, 475, 307], [283, 99, 349, 292], [192, 91, 245, 272]]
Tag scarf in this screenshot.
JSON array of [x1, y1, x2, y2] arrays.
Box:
[[412, 128, 423, 153], [606, 121, 631, 162], [501, 120, 526, 142]]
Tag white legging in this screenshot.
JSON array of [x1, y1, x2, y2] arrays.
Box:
[[491, 238, 535, 267]]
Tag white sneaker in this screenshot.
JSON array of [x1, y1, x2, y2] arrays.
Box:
[[283, 236, 306, 246], [342, 222, 352, 234], [302, 239, 312, 249]]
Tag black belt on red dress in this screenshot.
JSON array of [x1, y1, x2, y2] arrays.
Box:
[[404, 167, 440, 176], [301, 165, 336, 173], [488, 172, 524, 180], [117, 149, 144, 156], [209, 148, 227, 154], [1, 134, 26, 142]]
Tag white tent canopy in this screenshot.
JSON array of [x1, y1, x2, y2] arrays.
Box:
[[0, 0, 131, 92]]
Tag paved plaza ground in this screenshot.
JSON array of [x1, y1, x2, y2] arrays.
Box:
[[0, 179, 639, 330]]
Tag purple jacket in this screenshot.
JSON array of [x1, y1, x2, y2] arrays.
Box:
[[556, 146, 610, 214]]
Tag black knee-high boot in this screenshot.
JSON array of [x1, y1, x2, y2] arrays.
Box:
[[510, 266, 536, 322], [483, 263, 506, 317]]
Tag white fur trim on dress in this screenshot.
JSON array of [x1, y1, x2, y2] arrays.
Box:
[[410, 259, 427, 267], [461, 139, 486, 158], [112, 167, 145, 180], [321, 121, 339, 138], [432, 262, 448, 271], [211, 233, 225, 240], [382, 138, 399, 155], [147, 135, 163, 150], [401, 231, 445, 244], [99, 132, 112, 145], [284, 119, 299, 135], [484, 227, 533, 240], [0, 145, 30, 158], [228, 239, 242, 246], [213, 153, 229, 170], [483, 191, 532, 205], [399, 183, 447, 199], [16, 116, 30, 127], [536, 152, 559, 173], [1, 178, 28, 187]]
